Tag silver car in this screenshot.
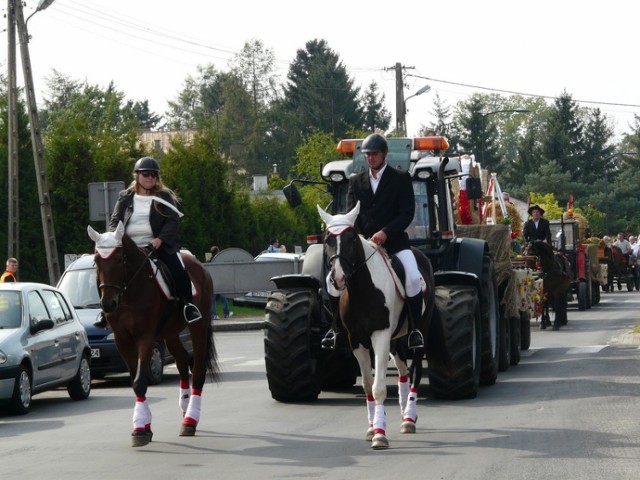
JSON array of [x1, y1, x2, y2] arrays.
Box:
[[0, 282, 91, 414]]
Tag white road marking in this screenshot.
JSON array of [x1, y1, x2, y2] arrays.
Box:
[[566, 345, 608, 354]]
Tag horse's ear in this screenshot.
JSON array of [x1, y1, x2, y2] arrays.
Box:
[[115, 221, 125, 242], [317, 204, 332, 227], [87, 225, 100, 243], [345, 201, 360, 227]]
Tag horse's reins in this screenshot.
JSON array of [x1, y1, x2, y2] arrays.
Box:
[[98, 246, 156, 303], [327, 228, 405, 299]]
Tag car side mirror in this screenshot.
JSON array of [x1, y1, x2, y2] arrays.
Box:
[[283, 182, 302, 208]]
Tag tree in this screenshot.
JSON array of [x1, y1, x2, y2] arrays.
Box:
[[360, 81, 390, 132], [284, 39, 363, 139], [0, 77, 49, 281], [228, 39, 280, 113], [424, 92, 452, 137], [542, 91, 584, 182], [43, 76, 145, 258], [165, 64, 225, 130]]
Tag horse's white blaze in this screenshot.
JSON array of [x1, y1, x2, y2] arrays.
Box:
[[332, 235, 346, 290]]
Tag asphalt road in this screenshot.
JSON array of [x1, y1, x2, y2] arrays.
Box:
[[2, 290, 640, 479]]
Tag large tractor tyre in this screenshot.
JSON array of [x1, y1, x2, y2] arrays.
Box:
[[577, 281, 588, 311], [585, 275, 592, 309], [264, 289, 322, 402], [427, 286, 481, 400], [479, 258, 499, 385], [319, 349, 359, 391], [520, 310, 531, 351], [497, 298, 511, 373], [509, 315, 521, 366]]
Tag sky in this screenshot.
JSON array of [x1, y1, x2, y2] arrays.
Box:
[[4, 0, 640, 140]]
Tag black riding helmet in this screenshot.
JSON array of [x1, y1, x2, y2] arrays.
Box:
[[133, 156, 160, 173], [361, 133, 388, 153]]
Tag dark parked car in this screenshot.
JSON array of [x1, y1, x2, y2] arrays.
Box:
[[57, 255, 194, 384], [0, 282, 91, 414]]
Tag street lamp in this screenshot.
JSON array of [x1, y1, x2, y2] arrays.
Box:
[[401, 84, 431, 136], [604, 152, 635, 234], [479, 109, 531, 167]]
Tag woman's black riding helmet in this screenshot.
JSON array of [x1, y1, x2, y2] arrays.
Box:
[[134, 156, 160, 173]]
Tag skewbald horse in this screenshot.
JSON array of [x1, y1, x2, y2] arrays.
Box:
[[88, 222, 219, 447], [319, 201, 435, 450]]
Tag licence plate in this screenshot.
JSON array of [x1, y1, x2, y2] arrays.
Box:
[[91, 348, 100, 358]]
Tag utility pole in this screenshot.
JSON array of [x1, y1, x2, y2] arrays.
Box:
[[12, 0, 61, 284], [7, 0, 19, 266], [384, 62, 414, 136]]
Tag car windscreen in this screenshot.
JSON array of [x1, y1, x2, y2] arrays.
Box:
[[58, 269, 101, 309], [0, 291, 22, 329]]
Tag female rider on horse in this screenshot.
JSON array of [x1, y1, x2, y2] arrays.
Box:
[[94, 157, 202, 327]]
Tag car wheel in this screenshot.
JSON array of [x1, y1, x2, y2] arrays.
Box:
[[10, 365, 32, 415], [148, 343, 164, 385], [67, 354, 91, 400]]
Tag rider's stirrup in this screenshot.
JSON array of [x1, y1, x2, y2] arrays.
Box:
[[321, 330, 337, 349], [184, 303, 202, 323], [94, 311, 108, 329], [408, 329, 424, 349]]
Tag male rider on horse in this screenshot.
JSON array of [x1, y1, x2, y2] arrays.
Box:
[[523, 204, 552, 244], [322, 133, 424, 350], [95, 157, 202, 327]]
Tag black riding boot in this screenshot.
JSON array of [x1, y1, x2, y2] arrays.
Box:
[[321, 295, 344, 349], [174, 266, 202, 323], [93, 311, 108, 329], [406, 293, 425, 349]]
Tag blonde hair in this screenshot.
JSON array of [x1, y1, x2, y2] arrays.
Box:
[[128, 172, 179, 203]]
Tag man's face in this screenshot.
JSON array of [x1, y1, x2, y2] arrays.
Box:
[[7, 261, 17, 272], [618, 234, 624, 242], [531, 209, 541, 220], [365, 150, 386, 172]]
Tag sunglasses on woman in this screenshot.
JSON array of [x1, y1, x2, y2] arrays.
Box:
[[139, 171, 158, 178]]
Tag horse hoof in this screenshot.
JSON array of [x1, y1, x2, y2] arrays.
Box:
[[179, 423, 197, 436], [131, 429, 153, 447], [371, 433, 389, 450], [400, 420, 416, 434], [365, 426, 375, 441]]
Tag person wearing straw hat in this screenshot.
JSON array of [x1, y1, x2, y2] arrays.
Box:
[[523, 204, 552, 244]]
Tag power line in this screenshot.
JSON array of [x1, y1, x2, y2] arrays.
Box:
[[407, 73, 640, 109]]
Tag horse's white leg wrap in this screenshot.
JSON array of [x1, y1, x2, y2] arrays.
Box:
[[133, 397, 151, 431], [373, 404, 386, 435], [183, 390, 202, 426], [398, 376, 410, 415], [366, 395, 376, 426], [179, 387, 190, 414], [403, 387, 418, 422]]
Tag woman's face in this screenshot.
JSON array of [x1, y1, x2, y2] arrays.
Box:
[[137, 171, 158, 192]]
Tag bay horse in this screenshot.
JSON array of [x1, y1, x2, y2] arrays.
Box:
[[526, 240, 572, 330], [318, 202, 435, 450], [87, 222, 219, 447]]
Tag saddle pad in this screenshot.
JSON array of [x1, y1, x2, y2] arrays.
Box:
[[152, 262, 196, 300]]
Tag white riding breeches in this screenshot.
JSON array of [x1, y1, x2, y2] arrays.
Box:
[[395, 249, 421, 297]]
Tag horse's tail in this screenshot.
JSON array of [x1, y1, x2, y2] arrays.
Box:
[[206, 322, 221, 383]]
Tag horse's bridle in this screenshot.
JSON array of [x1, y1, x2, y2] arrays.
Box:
[[325, 227, 379, 285], [97, 246, 156, 305]]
